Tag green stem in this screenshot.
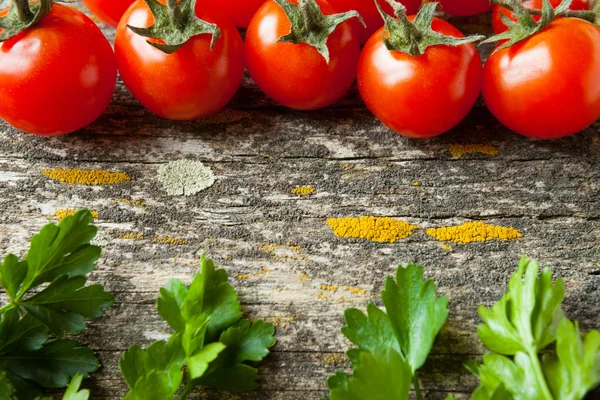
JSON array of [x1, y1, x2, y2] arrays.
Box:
[[177, 378, 194, 400], [412, 374, 424, 400], [0, 303, 14, 315], [527, 348, 554, 400], [528, 7, 598, 22], [11, 0, 34, 22]]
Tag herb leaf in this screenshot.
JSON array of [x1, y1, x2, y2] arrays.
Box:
[[21, 276, 114, 337], [542, 319, 600, 399], [382, 264, 449, 372], [199, 319, 276, 390], [62, 373, 90, 400], [121, 255, 276, 398], [328, 263, 448, 399], [328, 349, 412, 399], [120, 333, 185, 398], [477, 257, 565, 356]]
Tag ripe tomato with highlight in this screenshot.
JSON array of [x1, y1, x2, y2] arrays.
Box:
[[0, 4, 117, 135], [491, 0, 590, 33], [245, 0, 361, 110], [114, 0, 245, 120], [358, 17, 482, 138], [483, 18, 600, 139], [82, 0, 135, 27]]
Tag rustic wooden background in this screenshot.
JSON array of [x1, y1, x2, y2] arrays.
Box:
[[0, 2, 599, 399]]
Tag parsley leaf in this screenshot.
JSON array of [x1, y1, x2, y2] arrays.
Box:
[[120, 255, 276, 399], [477, 257, 565, 356], [61, 374, 90, 400], [327, 264, 448, 400], [542, 319, 600, 399], [0, 210, 114, 398], [471, 256, 600, 400]]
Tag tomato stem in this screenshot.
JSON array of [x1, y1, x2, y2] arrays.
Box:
[[274, 0, 364, 63], [0, 0, 55, 41], [13, 0, 35, 22], [377, 0, 483, 57]]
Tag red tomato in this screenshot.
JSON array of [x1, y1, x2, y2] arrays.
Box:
[[245, 0, 361, 110], [358, 17, 482, 138], [82, 0, 135, 28], [0, 4, 117, 136], [327, 0, 421, 44], [197, 0, 266, 28], [114, 0, 245, 120], [491, 0, 590, 34], [483, 18, 600, 139], [438, 0, 492, 16]]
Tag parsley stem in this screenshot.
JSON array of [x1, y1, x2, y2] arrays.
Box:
[[527, 349, 554, 400], [178, 379, 194, 400], [412, 374, 424, 400]]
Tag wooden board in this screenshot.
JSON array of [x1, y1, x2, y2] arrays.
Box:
[[0, 3, 599, 399]]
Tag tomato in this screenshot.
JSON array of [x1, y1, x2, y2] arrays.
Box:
[[358, 17, 482, 138], [82, 0, 135, 28], [197, 0, 266, 28], [327, 0, 420, 44], [438, 0, 492, 16], [483, 18, 600, 139], [0, 4, 117, 136], [114, 0, 245, 120], [491, 0, 590, 34], [245, 0, 361, 110]]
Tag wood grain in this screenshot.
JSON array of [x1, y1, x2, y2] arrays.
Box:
[[0, 2, 599, 399]]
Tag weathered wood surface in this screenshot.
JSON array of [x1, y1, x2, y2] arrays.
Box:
[[1, 3, 600, 399]]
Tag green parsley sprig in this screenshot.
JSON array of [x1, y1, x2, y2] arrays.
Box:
[[0, 210, 114, 399], [469, 257, 600, 400], [119, 255, 277, 399], [325, 264, 449, 400]]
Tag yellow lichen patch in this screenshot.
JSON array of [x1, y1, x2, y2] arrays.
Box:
[[267, 313, 298, 328], [317, 292, 328, 301], [320, 285, 339, 292], [327, 216, 419, 243], [42, 168, 130, 185], [299, 273, 310, 282], [152, 236, 189, 246], [291, 186, 316, 196], [343, 286, 367, 296], [113, 198, 146, 209], [53, 209, 98, 221], [442, 244, 453, 250], [427, 221, 522, 244], [252, 267, 272, 278], [235, 274, 250, 280], [120, 233, 145, 240], [318, 353, 346, 364], [448, 144, 499, 158], [413, 181, 421, 187]]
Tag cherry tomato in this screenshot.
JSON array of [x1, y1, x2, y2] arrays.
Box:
[[438, 0, 492, 16], [491, 0, 590, 34], [483, 18, 600, 139], [327, 0, 420, 44], [0, 4, 117, 136], [197, 0, 266, 28], [358, 17, 482, 138], [82, 0, 135, 28], [114, 0, 245, 120], [245, 0, 361, 110]]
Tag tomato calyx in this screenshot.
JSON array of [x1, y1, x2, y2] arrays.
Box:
[[274, 0, 364, 63], [486, 0, 599, 48], [0, 0, 57, 41], [127, 0, 221, 54], [378, 1, 484, 57]]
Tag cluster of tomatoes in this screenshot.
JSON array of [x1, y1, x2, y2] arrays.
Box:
[[0, 0, 599, 140]]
